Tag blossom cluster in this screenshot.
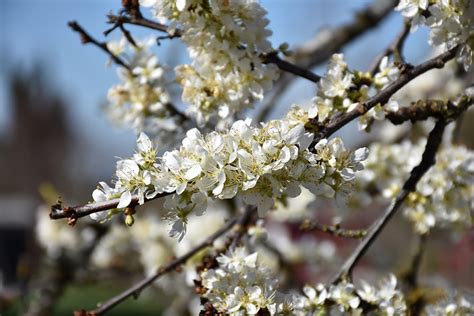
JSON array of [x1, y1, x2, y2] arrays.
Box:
[[297, 275, 407, 315], [396, 0, 473, 70], [140, 0, 279, 124], [92, 108, 369, 240], [199, 247, 408, 315], [425, 294, 474, 316], [105, 37, 182, 142], [352, 140, 474, 234], [200, 247, 278, 314], [308, 54, 400, 131]]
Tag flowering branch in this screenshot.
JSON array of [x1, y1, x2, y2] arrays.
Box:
[[78, 207, 254, 316], [331, 119, 447, 284], [106, 13, 322, 84], [309, 46, 459, 147], [49, 47, 460, 225], [68, 21, 132, 71], [256, 0, 399, 121]]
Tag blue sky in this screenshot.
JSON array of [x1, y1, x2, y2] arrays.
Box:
[[0, 0, 431, 178]]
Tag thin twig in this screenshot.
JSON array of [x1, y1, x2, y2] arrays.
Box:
[[368, 19, 411, 75], [49, 192, 171, 221], [300, 219, 367, 239], [263, 53, 321, 83], [229, 206, 256, 251], [80, 215, 241, 316], [309, 46, 458, 149], [68, 21, 131, 71], [404, 234, 427, 288], [107, 14, 181, 38], [330, 119, 447, 284], [118, 23, 138, 47], [403, 234, 428, 316]]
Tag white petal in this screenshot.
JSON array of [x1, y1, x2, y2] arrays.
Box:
[[90, 210, 108, 222], [139, 0, 156, 7], [117, 191, 132, 208], [92, 189, 105, 202], [185, 164, 202, 180], [285, 124, 304, 144], [352, 147, 369, 162], [137, 132, 153, 152], [176, 0, 187, 11]]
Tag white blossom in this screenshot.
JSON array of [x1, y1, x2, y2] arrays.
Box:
[[351, 140, 474, 234], [104, 37, 184, 144], [308, 53, 401, 131], [141, 0, 279, 124], [92, 108, 368, 240], [396, 0, 473, 70]]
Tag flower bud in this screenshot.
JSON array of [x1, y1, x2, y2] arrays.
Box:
[[125, 214, 135, 227]]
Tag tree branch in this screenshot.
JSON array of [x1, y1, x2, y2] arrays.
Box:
[[78, 213, 244, 316], [309, 46, 459, 148], [368, 19, 411, 74], [229, 206, 257, 250], [330, 119, 447, 284], [403, 234, 427, 289], [68, 21, 132, 71], [403, 234, 428, 316], [49, 192, 171, 222], [107, 14, 181, 38], [386, 96, 473, 125], [50, 48, 460, 224], [300, 219, 367, 239], [263, 53, 322, 83]]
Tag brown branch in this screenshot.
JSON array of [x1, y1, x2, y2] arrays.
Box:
[[79, 214, 242, 316], [402, 234, 428, 316], [263, 53, 321, 83], [68, 21, 131, 71], [118, 23, 138, 47], [330, 119, 447, 284], [300, 219, 367, 239], [49, 192, 171, 221], [107, 14, 182, 38], [386, 96, 473, 125], [368, 19, 411, 74], [257, 0, 398, 120], [309, 46, 459, 148], [403, 234, 427, 288], [229, 206, 257, 250]]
